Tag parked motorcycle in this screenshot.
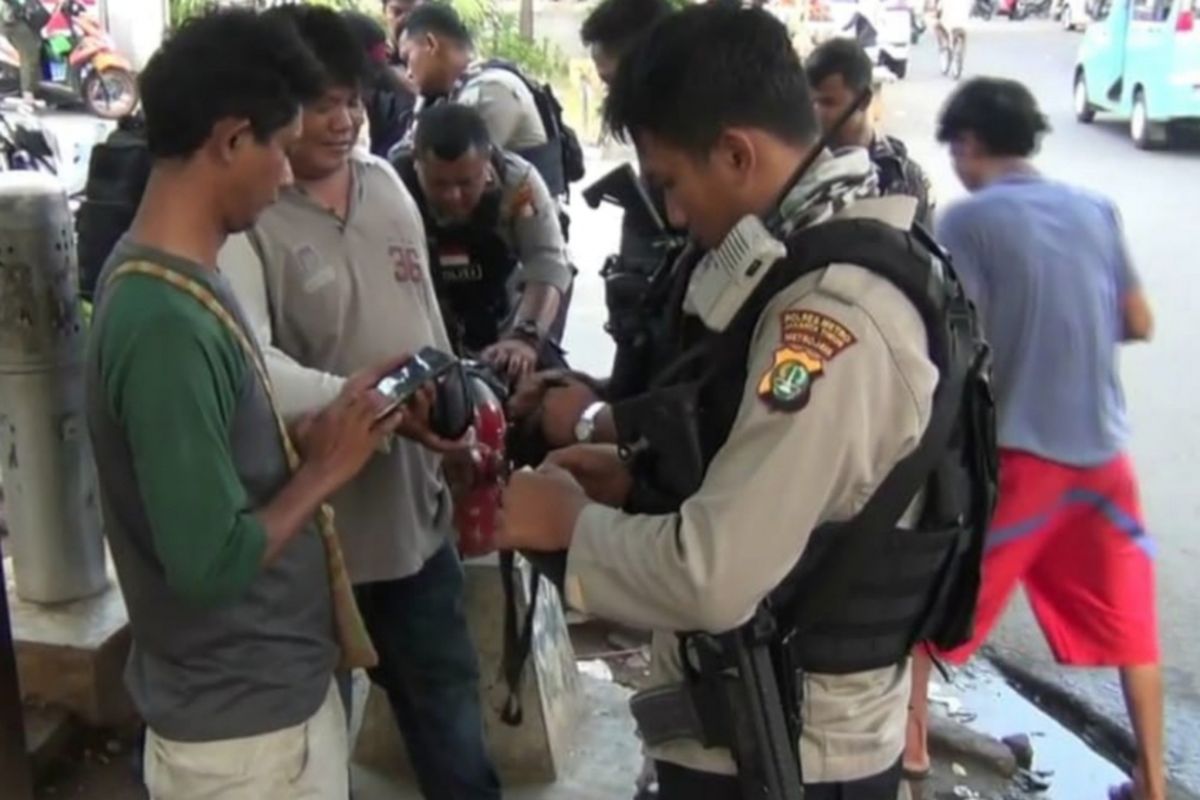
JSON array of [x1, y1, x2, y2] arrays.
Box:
[[1008, 0, 1054, 18], [0, 98, 61, 173], [973, 0, 998, 18], [0, 0, 137, 119]]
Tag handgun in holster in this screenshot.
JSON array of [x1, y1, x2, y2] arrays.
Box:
[[629, 605, 806, 800]]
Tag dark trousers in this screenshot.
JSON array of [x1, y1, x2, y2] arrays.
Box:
[[355, 544, 501, 800], [656, 759, 902, 800]]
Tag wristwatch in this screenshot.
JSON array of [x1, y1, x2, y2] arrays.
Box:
[[507, 319, 543, 349], [574, 401, 606, 444]]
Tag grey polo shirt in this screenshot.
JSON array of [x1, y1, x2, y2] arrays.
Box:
[[219, 153, 455, 585]]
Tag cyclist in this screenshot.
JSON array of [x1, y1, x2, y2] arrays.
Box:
[[935, 0, 970, 76]]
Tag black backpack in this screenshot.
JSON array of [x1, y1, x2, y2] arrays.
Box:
[[476, 60, 585, 192], [76, 116, 151, 300]]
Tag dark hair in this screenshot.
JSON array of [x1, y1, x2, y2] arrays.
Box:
[[343, 10, 388, 50], [603, 5, 817, 154], [581, 0, 674, 55], [262, 4, 367, 92], [402, 3, 473, 46], [414, 103, 492, 161], [139, 9, 324, 159], [805, 38, 874, 95], [937, 77, 1050, 157]]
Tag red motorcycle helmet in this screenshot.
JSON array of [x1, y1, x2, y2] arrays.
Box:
[[437, 367, 509, 558]]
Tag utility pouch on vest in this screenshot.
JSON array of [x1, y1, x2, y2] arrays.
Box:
[[612, 381, 706, 516]]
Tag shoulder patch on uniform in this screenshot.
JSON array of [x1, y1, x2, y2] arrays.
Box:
[[507, 180, 536, 220], [756, 310, 857, 412]]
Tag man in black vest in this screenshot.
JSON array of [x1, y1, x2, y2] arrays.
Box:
[[499, 6, 982, 799], [396, 103, 572, 378]]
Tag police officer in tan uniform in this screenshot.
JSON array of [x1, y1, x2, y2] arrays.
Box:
[[501, 6, 945, 799]]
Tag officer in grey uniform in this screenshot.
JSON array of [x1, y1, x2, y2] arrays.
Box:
[[392, 102, 573, 377], [396, 2, 583, 217], [398, 5, 546, 163], [501, 6, 992, 800]]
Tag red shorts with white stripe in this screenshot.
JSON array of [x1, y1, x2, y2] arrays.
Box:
[[941, 450, 1159, 667]]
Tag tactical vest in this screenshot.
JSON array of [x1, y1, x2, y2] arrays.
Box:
[[613, 218, 998, 672], [395, 154, 519, 354]]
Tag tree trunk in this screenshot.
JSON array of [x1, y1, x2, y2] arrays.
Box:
[[519, 0, 534, 40]]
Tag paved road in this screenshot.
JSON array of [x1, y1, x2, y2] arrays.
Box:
[[559, 15, 1199, 794]]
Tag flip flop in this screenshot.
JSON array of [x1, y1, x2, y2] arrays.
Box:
[[1108, 782, 1135, 800], [902, 764, 931, 782]]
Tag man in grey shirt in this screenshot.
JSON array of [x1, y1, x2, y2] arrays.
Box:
[[219, 7, 500, 798]]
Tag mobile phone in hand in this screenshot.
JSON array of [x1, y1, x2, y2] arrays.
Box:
[[375, 347, 458, 418]]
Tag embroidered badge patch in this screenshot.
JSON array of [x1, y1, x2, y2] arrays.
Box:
[[757, 310, 857, 412], [508, 181, 536, 220]]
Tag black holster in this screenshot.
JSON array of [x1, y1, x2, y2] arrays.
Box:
[[629, 607, 806, 800]]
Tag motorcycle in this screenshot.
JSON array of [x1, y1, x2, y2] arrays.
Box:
[[1009, 0, 1054, 18], [0, 97, 61, 173], [972, 0, 998, 18], [0, 0, 137, 119]]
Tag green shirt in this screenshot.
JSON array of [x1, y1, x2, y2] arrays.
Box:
[[87, 238, 336, 742], [94, 269, 267, 605]]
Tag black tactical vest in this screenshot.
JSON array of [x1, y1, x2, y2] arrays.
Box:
[[395, 154, 520, 354], [612, 217, 998, 673]]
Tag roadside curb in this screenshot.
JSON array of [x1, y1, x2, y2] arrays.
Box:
[[928, 711, 1019, 778], [983, 646, 1200, 800]]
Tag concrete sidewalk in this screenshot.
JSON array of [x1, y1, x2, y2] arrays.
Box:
[[350, 669, 1038, 800]]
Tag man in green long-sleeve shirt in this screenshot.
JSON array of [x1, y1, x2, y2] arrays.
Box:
[[85, 11, 409, 798]]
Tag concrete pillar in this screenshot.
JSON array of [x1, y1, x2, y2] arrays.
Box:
[[0, 173, 106, 604], [99, 0, 167, 70]]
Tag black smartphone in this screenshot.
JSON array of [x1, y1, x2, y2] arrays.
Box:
[[375, 347, 458, 417]]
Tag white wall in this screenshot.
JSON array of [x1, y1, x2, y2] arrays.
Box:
[[99, 0, 168, 70]]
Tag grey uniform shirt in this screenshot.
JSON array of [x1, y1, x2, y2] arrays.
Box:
[[220, 153, 455, 585], [457, 67, 548, 151], [563, 197, 937, 783]]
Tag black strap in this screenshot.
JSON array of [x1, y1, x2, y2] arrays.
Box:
[[498, 549, 540, 726]]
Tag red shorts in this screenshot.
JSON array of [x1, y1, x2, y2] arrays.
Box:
[[941, 450, 1159, 667]]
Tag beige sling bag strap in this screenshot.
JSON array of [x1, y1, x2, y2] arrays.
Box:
[[110, 261, 378, 671]]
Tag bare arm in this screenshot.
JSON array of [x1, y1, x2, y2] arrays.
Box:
[[1123, 288, 1154, 342], [511, 281, 563, 336]]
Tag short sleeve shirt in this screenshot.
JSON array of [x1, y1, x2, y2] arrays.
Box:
[[936, 172, 1136, 466]]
